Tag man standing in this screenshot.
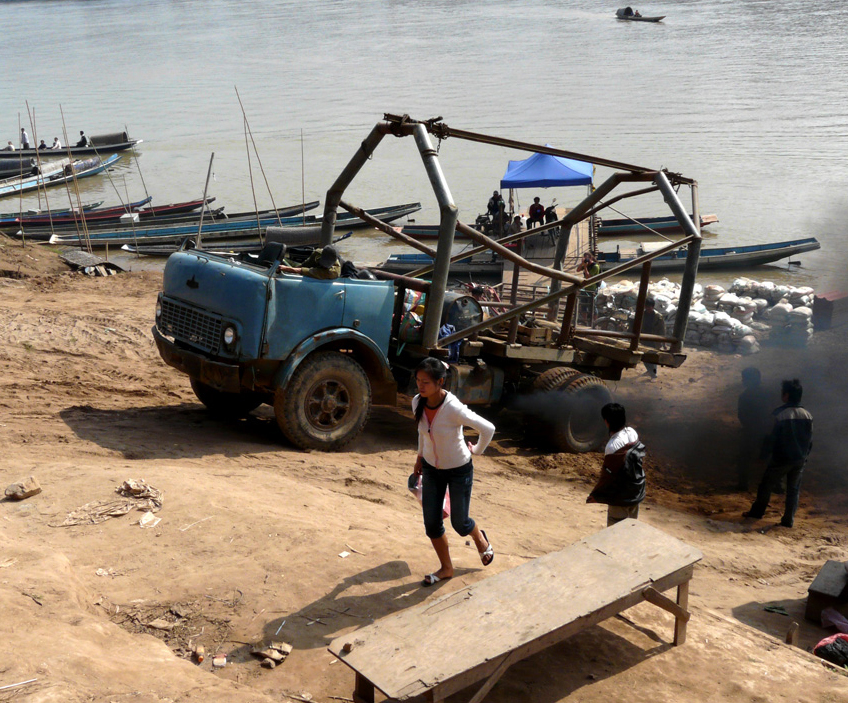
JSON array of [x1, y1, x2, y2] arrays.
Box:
[[587, 403, 646, 526], [527, 197, 545, 229], [631, 298, 665, 379], [736, 367, 772, 491], [487, 190, 504, 219], [743, 379, 813, 527], [20, 128, 30, 149]]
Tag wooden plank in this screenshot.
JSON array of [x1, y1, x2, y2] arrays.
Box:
[[571, 336, 641, 364], [479, 337, 577, 362], [329, 520, 702, 700]]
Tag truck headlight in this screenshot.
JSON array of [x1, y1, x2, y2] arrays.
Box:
[[155, 300, 162, 319], [223, 326, 236, 347]]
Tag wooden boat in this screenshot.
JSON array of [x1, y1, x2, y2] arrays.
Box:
[[615, 8, 665, 22], [0, 200, 103, 218], [0, 197, 154, 227], [2, 197, 212, 230], [378, 252, 503, 278], [0, 154, 121, 199], [598, 213, 718, 237], [598, 237, 821, 272], [121, 231, 352, 258], [0, 131, 141, 159], [47, 202, 420, 247]]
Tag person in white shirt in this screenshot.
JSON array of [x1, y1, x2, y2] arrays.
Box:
[[51, 137, 62, 150], [412, 357, 495, 586], [2, 141, 14, 151], [20, 128, 30, 149], [587, 403, 646, 526]]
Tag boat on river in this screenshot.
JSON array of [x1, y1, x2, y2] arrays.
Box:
[[615, 7, 665, 22], [598, 237, 821, 272], [0, 154, 121, 199], [0, 131, 141, 159], [598, 213, 718, 237], [46, 202, 421, 247], [378, 252, 504, 278]]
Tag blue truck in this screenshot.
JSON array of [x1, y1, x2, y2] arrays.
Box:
[[154, 115, 703, 453]]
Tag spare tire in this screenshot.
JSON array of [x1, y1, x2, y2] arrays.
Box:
[[532, 367, 582, 393]]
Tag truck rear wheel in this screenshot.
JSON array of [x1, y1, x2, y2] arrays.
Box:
[[551, 374, 613, 453], [190, 378, 264, 417], [275, 351, 371, 451]]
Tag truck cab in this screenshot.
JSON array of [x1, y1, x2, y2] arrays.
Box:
[[153, 245, 397, 450]]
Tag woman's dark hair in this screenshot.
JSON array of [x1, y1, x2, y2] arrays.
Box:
[[782, 378, 803, 404], [601, 402, 627, 433], [413, 357, 447, 423]]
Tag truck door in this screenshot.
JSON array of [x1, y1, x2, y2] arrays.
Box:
[[264, 275, 346, 359]]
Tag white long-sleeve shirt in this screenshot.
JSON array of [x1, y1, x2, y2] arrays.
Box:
[[413, 392, 495, 469]]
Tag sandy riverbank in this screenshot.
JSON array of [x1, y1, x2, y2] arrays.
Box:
[[0, 235, 846, 702]]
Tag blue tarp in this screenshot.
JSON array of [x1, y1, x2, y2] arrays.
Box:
[[500, 148, 593, 189]]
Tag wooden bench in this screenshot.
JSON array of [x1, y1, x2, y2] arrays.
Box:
[[328, 519, 702, 703]]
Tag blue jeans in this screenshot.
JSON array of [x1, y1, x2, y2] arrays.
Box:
[[421, 459, 475, 539], [749, 461, 805, 525]]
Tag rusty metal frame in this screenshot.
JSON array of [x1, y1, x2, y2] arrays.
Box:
[[319, 114, 702, 356]]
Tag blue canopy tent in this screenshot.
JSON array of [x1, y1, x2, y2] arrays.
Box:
[[500, 150, 593, 189]]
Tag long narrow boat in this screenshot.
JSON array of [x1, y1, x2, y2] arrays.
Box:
[[598, 237, 821, 272], [121, 230, 353, 258], [0, 196, 154, 227], [1, 197, 211, 229], [0, 200, 103, 218], [598, 213, 718, 237], [48, 202, 421, 247], [377, 252, 504, 278], [0, 131, 141, 159], [0, 154, 121, 199]]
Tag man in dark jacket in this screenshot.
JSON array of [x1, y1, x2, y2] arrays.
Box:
[[587, 403, 646, 526], [743, 379, 813, 527], [631, 298, 666, 379]]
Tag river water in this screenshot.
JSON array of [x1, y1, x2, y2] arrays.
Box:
[[2, 0, 846, 288]]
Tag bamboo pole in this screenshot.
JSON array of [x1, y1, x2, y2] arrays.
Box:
[[300, 128, 306, 227], [196, 153, 215, 249], [126, 124, 153, 215], [244, 117, 263, 245], [16, 112, 25, 247], [26, 104, 54, 238], [60, 105, 92, 253], [234, 86, 283, 227]]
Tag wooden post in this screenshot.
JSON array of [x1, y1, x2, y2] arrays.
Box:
[[556, 292, 578, 346], [354, 673, 375, 703], [674, 579, 690, 646], [507, 239, 522, 343], [629, 261, 653, 351]]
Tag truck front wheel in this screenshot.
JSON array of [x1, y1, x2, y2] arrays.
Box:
[[190, 378, 264, 417], [275, 351, 371, 451]]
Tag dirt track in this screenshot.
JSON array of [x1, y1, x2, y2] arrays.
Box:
[[1, 236, 846, 702]]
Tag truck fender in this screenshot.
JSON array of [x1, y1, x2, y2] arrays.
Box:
[[272, 329, 397, 405]]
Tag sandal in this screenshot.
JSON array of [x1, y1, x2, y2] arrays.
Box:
[[422, 573, 451, 587], [479, 530, 494, 566]]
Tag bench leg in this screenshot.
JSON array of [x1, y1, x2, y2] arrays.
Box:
[[354, 673, 375, 703], [674, 580, 690, 646]]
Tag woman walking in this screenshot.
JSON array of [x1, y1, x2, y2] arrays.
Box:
[[412, 357, 495, 586]]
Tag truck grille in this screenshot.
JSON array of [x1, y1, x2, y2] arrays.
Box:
[[159, 299, 222, 353]]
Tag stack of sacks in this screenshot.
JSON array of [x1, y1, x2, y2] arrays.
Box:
[[727, 277, 817, 347]]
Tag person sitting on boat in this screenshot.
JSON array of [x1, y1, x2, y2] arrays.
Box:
[[51, 137, 62, 150], [38, 140, 48, 150], [634, 10, 642, 17], [277, 244, 341, 280], [508, 215, 523, 235], [487, 191, 504, 219], [75, 131, 88, 148], [527, 197, 546, 229], [1, 141, 14, 151]]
